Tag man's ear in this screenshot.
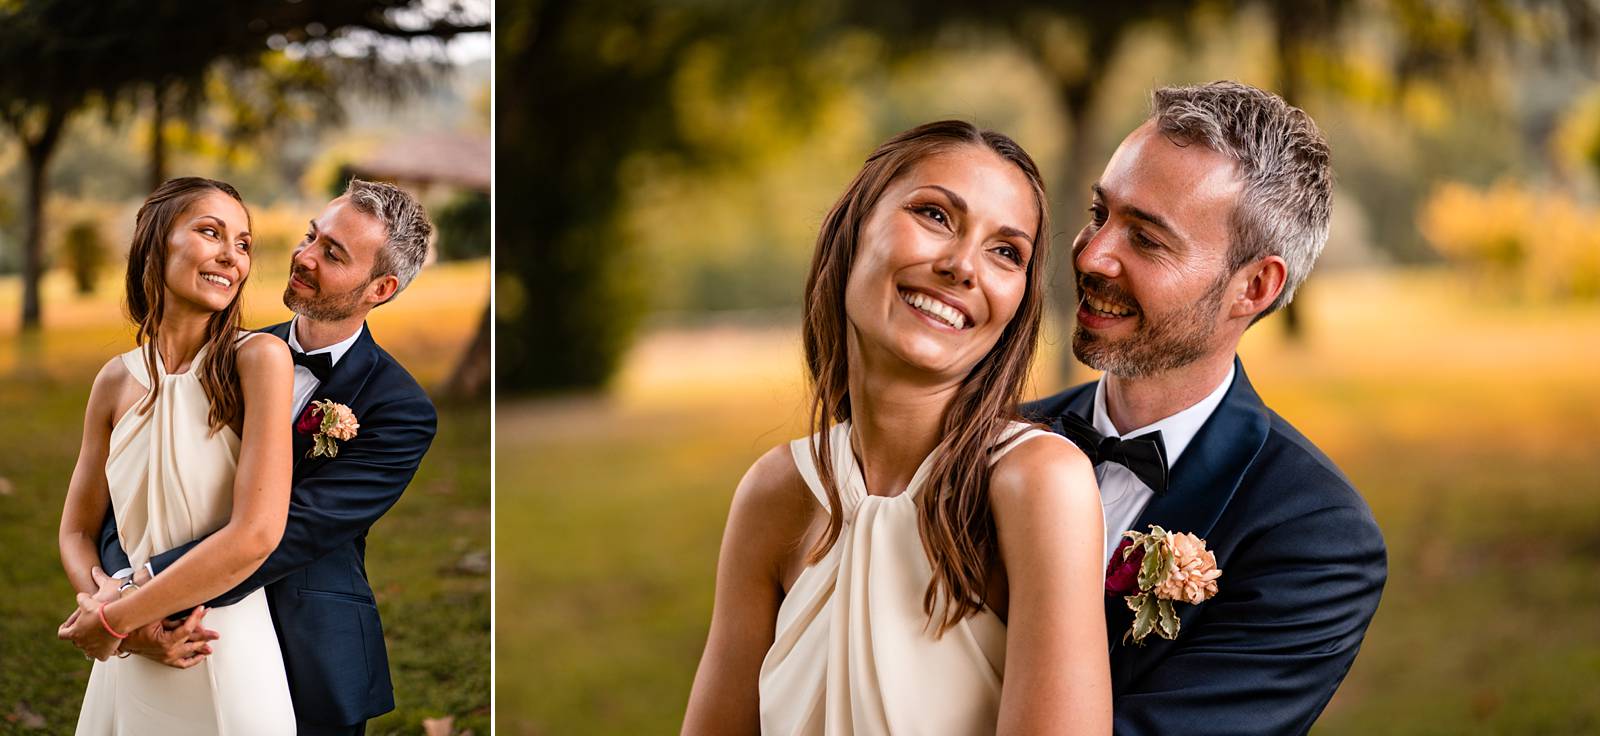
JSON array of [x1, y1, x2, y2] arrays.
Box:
[[367, 274, 400, 306], [1231, 255, 1287, 320]]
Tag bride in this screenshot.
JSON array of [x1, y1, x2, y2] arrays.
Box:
[[683, 122, 1112, 734], [56, 177, 297, 734]]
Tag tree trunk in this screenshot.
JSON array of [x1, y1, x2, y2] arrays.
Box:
[[444, 304, 491, 400], [15, 106, 67, 332], [148, 85, 168, 192]]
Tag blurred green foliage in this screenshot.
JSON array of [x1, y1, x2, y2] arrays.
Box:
[[497, 0, 1600, 391], [59, 217, 103, 295], [433, 190, 491, 261]]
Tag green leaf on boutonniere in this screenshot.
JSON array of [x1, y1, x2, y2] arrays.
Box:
[[313, 434, 339, 458], [1128, 593, 1157, 645], [1156, 598, 1180, 640], [1138, 536, 1167, 590]]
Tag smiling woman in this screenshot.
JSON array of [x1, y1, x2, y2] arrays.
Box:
[[680, 121, 1111, 736], [58, 177, 297, 734]]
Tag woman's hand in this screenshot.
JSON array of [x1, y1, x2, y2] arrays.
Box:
[[60, 598, 123, 661], [57, 566, 122, 632]]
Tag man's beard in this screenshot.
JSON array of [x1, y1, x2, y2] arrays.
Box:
[[1071, 271, 1227, 379], [283, 269, 368, 322]]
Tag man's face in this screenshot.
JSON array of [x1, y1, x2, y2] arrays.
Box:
[[1070, 120, 1244, 378], [284, 196, 390, 322]]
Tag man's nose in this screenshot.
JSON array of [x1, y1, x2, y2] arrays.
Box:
[[1074, 226, 1122, 280]]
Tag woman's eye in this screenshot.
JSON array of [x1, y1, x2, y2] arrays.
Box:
[[915, 205, 949, 226], [201, 227, 219, 238], [996, 245, 1022, 264]]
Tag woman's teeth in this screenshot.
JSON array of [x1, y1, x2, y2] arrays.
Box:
[[1084, 294, 1134, 318], [201, 273, 232, 288], [901, 290, 967, 329]]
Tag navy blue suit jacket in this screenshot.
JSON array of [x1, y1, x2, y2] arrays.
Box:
[[1022, 358, 1386, 736], [99, 321, 437, 728]]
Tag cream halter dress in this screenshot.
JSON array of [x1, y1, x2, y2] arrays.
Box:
[[759, 420, 1065, 735], [76, 338, 295, 735]]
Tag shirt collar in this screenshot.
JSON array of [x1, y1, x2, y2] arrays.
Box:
[[1090, 362, 1236, 469], [286, 316, 364, 367]]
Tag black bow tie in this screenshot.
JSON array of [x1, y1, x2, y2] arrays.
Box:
[[291, 349, 333, 382], [1054, 413, 1170, 495]]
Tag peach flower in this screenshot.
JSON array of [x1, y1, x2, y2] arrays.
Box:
[[322, 402, 360, 441], [1153, 532, 1222, 605]]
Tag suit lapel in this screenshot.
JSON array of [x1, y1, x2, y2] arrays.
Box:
[[287, 323, 380, 476], [1103, 357, 1271, 679]]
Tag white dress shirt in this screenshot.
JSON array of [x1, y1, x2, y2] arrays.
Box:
[[286, 317, 364, 418], [1094, 364, 1235, 565], [113, 319, 364, 581]]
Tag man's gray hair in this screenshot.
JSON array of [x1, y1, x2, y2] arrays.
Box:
[[1151, 81, 1331, 319], [346, 178, 432, 302]]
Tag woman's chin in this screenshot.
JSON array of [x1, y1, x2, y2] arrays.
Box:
[[883, 340, 978, 381]]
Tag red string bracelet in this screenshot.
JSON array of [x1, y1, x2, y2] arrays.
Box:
[[98, 603, 129, 640]]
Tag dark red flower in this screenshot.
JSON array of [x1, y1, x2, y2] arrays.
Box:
[[295, 403, 323, 434], [1105, 538, 1145, 597]]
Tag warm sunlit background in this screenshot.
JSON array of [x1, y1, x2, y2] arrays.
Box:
[[0, 2, 490, 733], [498, 1, 1600, 734]]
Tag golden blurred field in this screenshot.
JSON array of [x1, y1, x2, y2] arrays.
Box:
[[498, 267, 1600, 734]]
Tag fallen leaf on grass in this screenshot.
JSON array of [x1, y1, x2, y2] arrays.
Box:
[[422, 715, 454, 736], [450, 550, 489, 576], [0, 476, 14, 496], [7, 701, 46, 729]]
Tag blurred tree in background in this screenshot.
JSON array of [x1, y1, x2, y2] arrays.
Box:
[[0, 0, 487, 331], [499, 0, 1600, 394]]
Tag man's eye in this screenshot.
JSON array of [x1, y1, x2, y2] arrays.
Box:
[[1133, 231, 1161, 250], [1087, 205, 1107, 226]]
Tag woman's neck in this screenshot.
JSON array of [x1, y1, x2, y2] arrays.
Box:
[[845, 343, 962, 497], [153, 309, 212, 374]]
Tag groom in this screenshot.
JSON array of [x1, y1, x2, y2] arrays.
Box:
[[1024, 82, 1386, 735], [97, 178, 438, 735]]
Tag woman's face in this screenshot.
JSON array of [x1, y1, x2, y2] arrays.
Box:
[[843, 144, 1039, 383], [162, 191, 252, 315]]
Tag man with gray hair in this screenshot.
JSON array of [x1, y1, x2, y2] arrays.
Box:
[[99, 178, 439, 735], [1025, 81, 1386, 734]]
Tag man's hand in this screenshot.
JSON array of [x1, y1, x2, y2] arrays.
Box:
[[122, 606, 219, 669]]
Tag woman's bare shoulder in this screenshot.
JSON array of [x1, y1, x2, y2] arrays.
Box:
[[234, 332, 292, 381], [731, 442, 814, 521], [988, 432, 1100, 518]]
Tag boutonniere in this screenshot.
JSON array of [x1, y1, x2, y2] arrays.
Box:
[[295, 399, 360, 458], [1104, 525, 1222, 645]]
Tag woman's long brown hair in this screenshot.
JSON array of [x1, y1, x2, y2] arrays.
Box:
[[801, 120, 1052, 635], [125, 177, 252, 433]]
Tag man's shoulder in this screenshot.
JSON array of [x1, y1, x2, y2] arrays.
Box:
[[360, 335, 436, 418], [1020, 380, 1095, 421], [1234, 408, 1380, 542]]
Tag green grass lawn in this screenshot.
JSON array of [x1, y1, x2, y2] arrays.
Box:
[[0, 260, 489, 734], [497, 269, 1600, 735]]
